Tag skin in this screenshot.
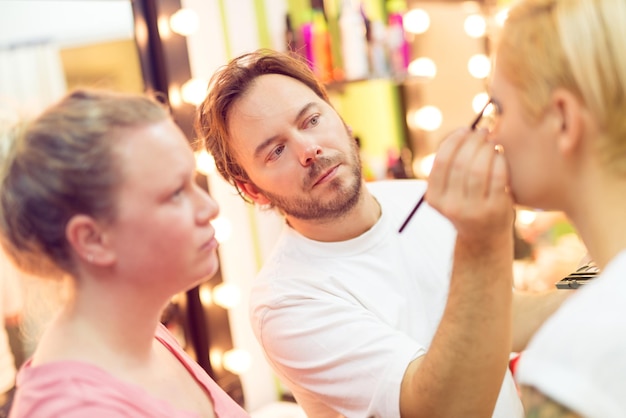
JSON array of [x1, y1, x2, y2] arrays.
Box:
[[228, 73, 517, 417], [521, 386, 582, 418], [32, 119, 220, 417]]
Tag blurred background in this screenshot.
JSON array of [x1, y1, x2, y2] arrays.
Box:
[[0, 0, 587, 415]]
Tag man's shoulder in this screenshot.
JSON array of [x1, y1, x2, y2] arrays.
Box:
[[366, 178, 427, 195]]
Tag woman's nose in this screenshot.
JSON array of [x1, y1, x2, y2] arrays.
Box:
[[195, 184, 219, 224]]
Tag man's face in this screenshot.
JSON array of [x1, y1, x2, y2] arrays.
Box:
[[227, 74, 363, 221]]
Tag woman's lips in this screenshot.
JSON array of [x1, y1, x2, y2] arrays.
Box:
[[200, 236, 219, 252]]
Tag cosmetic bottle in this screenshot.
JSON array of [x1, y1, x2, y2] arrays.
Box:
[[311, 8, 334, 82], [387, 12, 409, 77], [369, 20, 389, 78], [339, 0, 369, 80]]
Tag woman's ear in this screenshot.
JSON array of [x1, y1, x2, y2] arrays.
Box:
[[65, 215, 116, 266], [235, 180, 271, 205], [550, 88, 584, 156]]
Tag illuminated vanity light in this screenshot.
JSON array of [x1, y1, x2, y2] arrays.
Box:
[[195, 149, 216, 176], [157, 15, 172, 39], [199, 285, 213, 306], [472, 92, 490, 113], [494, 8, 510, 27], [168, 85, 182, 107], [170, 8, 199, 36], [409, 106, 442, 132], [403, 8, 430, 34], [408, 57, 436, 79], [212, 216, 232, 244], [517, 209, 539, 226], [212, 282, 241, 310], [181, 78, 208, 106], [222, 348, 252, 375], [413, 153, 435, 178], [467, 54, 491, 79], [464, 14, 486, 38]]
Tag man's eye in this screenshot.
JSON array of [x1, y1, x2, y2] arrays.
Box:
[[270, 145, 285, 160]]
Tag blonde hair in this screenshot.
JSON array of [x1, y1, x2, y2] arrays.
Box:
[[497, 0, 626, 173], [0, 89, 170, 277]]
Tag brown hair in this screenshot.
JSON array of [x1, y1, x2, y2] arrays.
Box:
[[195, 49, 331, 201], [0, 89, 170, 277]]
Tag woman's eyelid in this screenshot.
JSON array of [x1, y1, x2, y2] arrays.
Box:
[[490, 98, 503, 114], [174, 174, 194, 197], [170, 185, 184, 200]]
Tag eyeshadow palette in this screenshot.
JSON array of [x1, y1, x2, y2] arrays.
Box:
[[555, 262, 600, 289]]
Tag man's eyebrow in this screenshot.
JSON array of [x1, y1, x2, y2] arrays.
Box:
[[253, 102, 318, 159]]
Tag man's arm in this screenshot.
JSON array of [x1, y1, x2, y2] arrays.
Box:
[[521, 385, 582, 418], [400, 232, 514, 418], [401, 128, 515, 417], [512, 289, 574, 352]]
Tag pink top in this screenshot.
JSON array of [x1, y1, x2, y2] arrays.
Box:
[[9, 324, 250, 418]]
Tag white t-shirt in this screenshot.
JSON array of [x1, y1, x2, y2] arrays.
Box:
[[0, 249, 23, 393], [516, 249, 626, 418], [250, 179, 523, 418]]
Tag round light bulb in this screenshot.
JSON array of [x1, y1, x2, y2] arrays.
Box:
[[409, 106, 443, 132], [170, 8, 199, 36], [212, 216, 232, 244], [403, 9, 430, 34], [472, 92, 490, 113], [195, 149, 216, 176], [464, 14, 486, 38], [222, 348, 252, 375], [408, 57, 437, 79], [181, 78, 208, 106], [212, 282, 240, 309], [467, 54, 491, 79]]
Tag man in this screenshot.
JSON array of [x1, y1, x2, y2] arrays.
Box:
[[195, 49, 569, 418]]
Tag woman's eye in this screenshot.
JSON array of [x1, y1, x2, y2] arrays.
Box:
[[172, 186, 184, 199], [309, 115, 320, 126], [491, 100, 502, 115]]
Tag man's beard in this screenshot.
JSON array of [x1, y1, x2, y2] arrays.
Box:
[[255, 141, 363, 221]]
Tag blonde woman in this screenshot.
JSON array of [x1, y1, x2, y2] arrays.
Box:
[[426, 0, 626, 416]]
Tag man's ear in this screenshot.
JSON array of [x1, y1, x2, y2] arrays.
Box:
[[235, 180, 271, 205], [550, 88, 584, 156], [65, 215, 116, 266]]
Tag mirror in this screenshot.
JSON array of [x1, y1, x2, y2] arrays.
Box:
[[0, 0, 143, 119]]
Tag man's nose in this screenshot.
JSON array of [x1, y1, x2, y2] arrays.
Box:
[[300, 143, 322, 166]]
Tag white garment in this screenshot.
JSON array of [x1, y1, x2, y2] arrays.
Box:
[[250, 179, 523, 418], [0, 249, 23, 394], [516, 249, 626, 418]]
